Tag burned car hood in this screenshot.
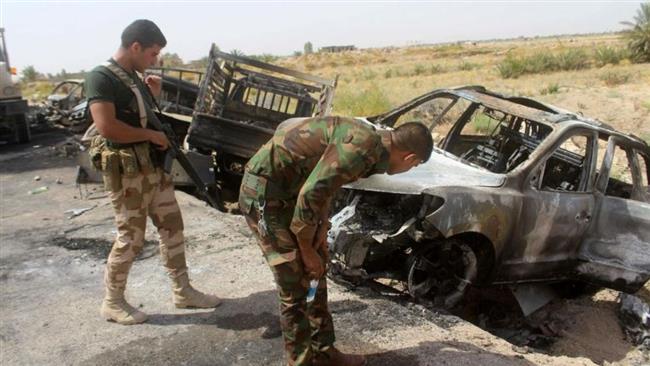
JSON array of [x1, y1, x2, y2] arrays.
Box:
[[346, 148, 505, 194]]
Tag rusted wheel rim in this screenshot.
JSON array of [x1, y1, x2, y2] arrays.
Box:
[[407, 240, 477, 308]]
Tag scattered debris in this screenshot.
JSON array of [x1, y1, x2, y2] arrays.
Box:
[[85, 193, 108, 200], [55, 139, 83, 157], [28, 186, 48, 195], [619, 293, 650, 346], [34, 176, 41, 181], [56, 177, 62, 184], [63, 206, 95, 219], [511, 345, 530, 354], [511, 284, 558, 316]]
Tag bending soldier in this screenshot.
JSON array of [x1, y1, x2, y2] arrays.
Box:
[[86, 19, 221, 325], [239, 116, 433, 366]]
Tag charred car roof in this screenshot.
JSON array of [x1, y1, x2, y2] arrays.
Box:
[[373, 85, 648, 150]]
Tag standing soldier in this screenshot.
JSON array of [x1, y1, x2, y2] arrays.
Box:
[[86, 19, 221, 325], [239, 116, 433, 366]]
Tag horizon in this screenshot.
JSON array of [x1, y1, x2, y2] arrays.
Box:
[[1, 1, 643, 75]]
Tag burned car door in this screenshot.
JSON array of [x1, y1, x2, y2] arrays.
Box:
[[500, 128, 598, 282], [577, 137, 650, 292]]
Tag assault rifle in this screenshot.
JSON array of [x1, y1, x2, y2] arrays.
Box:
[[143, 90, 225, 212]]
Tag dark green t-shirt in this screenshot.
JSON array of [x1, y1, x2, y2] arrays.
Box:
[[84, 59, 154, 130]]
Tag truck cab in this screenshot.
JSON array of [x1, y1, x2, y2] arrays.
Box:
[[0, 28, 30, 144]]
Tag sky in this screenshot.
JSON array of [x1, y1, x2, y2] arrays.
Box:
[[1, 0, 644, 75]]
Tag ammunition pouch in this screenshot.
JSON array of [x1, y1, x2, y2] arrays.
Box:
[[89, 135, 107, 171], [93, 141, 155, 192], [242, 173, 296, 201], [132, 142, 155, 175]]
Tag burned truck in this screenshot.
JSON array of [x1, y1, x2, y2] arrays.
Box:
[[146, 67, 203, 117], [328, 86, 650, 313], [186, 45, 337, 202]]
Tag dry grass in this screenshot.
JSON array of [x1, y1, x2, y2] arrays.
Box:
[[599, 70, 633, 87], [20, 81, 55, 103], [274, 33, 649, 139]]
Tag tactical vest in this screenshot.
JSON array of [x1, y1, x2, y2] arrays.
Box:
[[88, 62, 158, 192], [101, 61, 149, 130]]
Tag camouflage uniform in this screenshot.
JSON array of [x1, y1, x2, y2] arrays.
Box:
[[105, 168, 187, 299], [239, 116, 390, 365], [86, 60, 219, 325]]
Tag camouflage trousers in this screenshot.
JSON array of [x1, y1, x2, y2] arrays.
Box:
[[104, 168, 187, 297], [240, 189, 335, 366]]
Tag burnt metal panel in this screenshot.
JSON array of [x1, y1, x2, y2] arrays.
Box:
[[347, 147, 505, 195]]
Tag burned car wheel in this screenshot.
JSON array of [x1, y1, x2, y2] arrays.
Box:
[[15, 114, 31, 144], [406, 239, 477, 309]]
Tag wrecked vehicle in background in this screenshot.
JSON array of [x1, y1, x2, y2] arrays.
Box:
[[186, 45, 337, 203], [43, 79, 88, 133], [328, 86, 650, 314], [145, 67, 203, 117], [49, 69, 202, 134], [0, 27, 30, 144]]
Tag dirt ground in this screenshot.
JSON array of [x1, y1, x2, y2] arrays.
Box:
[[1, 130, 648, 365]]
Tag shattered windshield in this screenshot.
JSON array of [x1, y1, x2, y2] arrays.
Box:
[[391, 94, 552, 174], [393, 96, 471, 146], [449, 104, 552, 173], [51, 82, 81, 97]]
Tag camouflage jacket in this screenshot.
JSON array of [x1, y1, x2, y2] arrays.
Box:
[[245, 116, 391, 246]]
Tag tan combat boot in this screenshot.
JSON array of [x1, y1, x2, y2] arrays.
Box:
[[314, 346, 367, 366], [172, 273, 222, 309], [100, 290, 148, 325]]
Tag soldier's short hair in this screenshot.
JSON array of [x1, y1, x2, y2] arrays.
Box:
[[121, 19, 167, 49], [392, 122, 434, 162]]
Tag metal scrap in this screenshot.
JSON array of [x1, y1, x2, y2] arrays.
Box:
[[619, 293, 650, 346], [64, 206, 95, 219]]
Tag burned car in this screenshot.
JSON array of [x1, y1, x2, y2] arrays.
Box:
[[44, 79, 89, 132], [328, 86, 650, 313]]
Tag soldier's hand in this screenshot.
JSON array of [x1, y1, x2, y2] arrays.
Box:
[[148, 130, 170, 150], [145, 75, 163, 97], [301, 247, 325, 279]]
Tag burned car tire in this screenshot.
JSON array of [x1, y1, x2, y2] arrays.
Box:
[[406, 239, 477, 309], [15, 114, 31, 144]]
